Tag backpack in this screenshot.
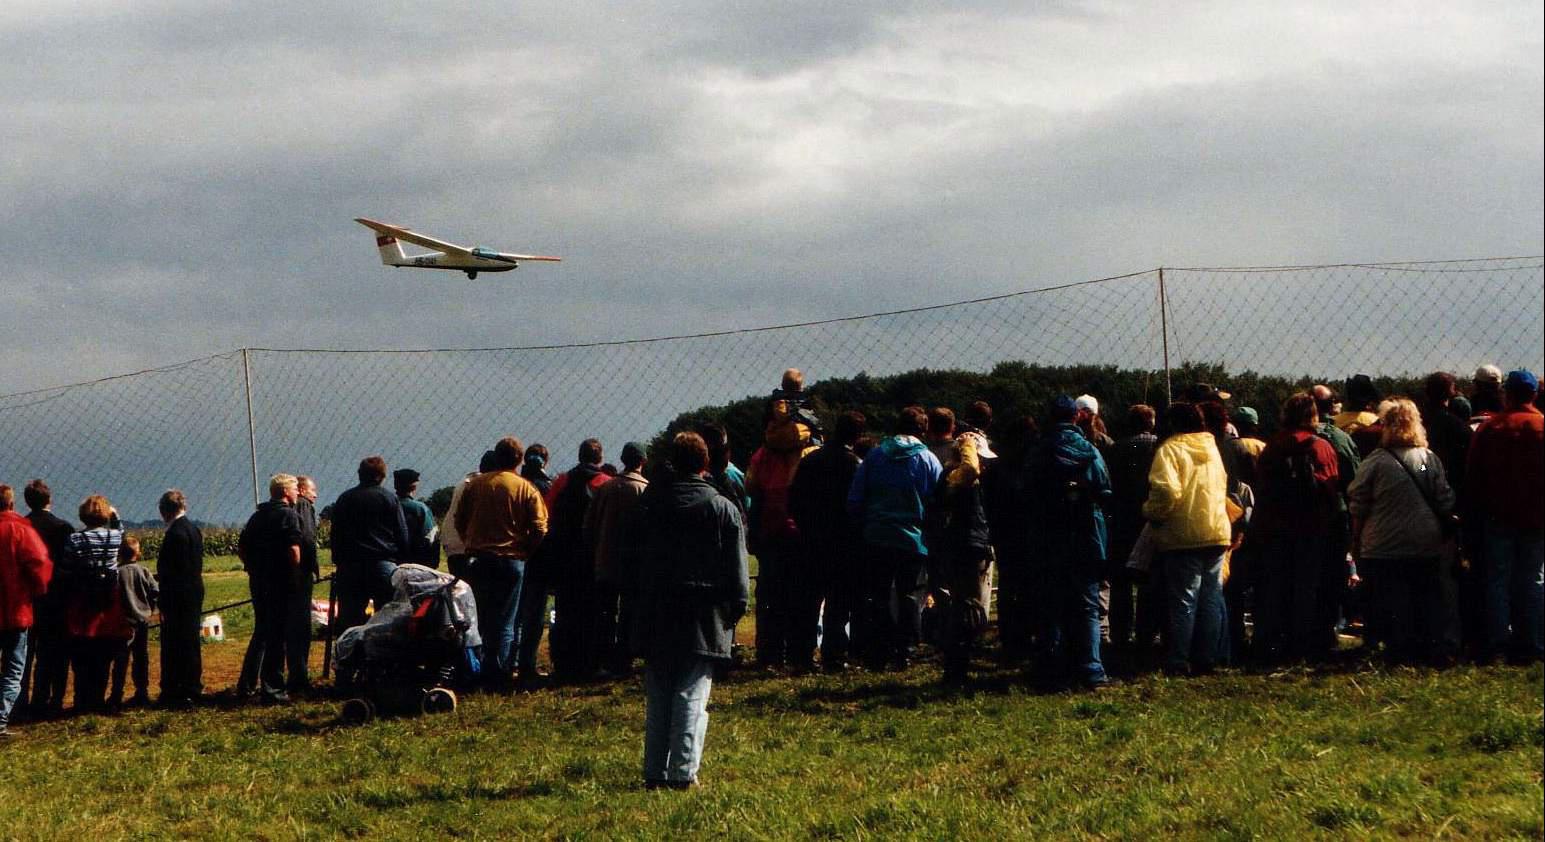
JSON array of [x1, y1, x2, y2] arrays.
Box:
[[1275, 435, 1323, 504]]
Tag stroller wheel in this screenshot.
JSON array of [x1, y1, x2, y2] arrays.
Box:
[[341, 697, 375, 723], [422, 687, 458, 715]]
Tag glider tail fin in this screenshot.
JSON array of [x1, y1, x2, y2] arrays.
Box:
[[375, 233, 406, 265]]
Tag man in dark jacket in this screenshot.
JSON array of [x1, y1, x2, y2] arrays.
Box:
[[19, 479, 73, 716], [635, 432, 749, 789], [286, 477, 320, 694], [395, 469, 439, 569], [544, 439, 611, 682], [1106, 405, 1159, 654], [330, 456, 409, 632], [1025, 396, 1115, 689], [156, 489, 204, 706], [237, 474, 305, 703], [847, 406, 943, 671], [1255, 394, 1344, 663], [789, 411, 866, 673]]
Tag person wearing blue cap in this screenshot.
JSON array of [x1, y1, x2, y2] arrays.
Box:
[[1466, 369, 1543, 662], [1024, 395, 1115, 689]]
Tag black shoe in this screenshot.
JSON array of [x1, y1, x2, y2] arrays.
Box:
[[260, 691, 292, 705]]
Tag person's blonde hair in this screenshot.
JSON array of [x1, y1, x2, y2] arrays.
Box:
[[269, 473, 298, 499], [1379, 398, 1428, 449], [79, 494, 113, 528]]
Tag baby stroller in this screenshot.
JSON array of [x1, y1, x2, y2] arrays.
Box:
[[334, 564, 480, 722]]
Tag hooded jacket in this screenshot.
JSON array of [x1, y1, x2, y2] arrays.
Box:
[[1142, 431, 1231, 552], [0, 511, 52, 631], [634, 476, 750, 661], [847, 435, 944, 555], [1025, 424, 1113, 563]]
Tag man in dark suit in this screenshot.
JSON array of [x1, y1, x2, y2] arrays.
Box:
[[21, 479, 75, 716], [286, 476, 320, 694], [238, 475, 305, 704], [157, 489, 204, 706]]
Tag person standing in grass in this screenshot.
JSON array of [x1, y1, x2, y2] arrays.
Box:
[[456, 436, 548, 690], [1466, 369, 1544, 663], [330, 456, 410, 633], [108, 535, 157, 708], [1253, 394, 1344, 663], [847, 406, 944, 671], [545, 439, 612, 682], [1025, 396, 1114, 690], [156, 489, 204, 707], [1142, 402, 1231, 676], [1347, 399, 1458, 665], [789, 411, 867, 673], [584, 441, 650, 677], [0, 484, 52, 736], [287, 477, 319, 695], [636, 432, 749, 789], [20, 479, 73, 717], [237, 474, 305, 704]]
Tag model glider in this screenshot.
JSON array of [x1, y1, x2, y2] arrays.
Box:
[[355, 217, 561, 279]]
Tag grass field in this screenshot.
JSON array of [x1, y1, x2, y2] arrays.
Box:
[[1, 556, 1541, 839]]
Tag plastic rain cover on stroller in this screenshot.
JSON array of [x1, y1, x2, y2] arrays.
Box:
[[334, 563, 480, 667]]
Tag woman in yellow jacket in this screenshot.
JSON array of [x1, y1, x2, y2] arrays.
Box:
[[1142, 402, 1232, 674]]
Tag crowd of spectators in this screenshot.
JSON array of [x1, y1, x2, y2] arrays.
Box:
[[1, 365, 1539, 790]]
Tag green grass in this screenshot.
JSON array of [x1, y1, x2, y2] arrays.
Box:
[[3, 557, 1541, 839]]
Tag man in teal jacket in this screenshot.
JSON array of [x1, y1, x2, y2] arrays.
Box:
[[847, 406, 943, 670]]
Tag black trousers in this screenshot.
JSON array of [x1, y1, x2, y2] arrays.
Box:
[[22, 600, 69, 712], [159, 589, 204, 701], [551, 571, 600, 680], [863, 544, 928, 668], [818, 539, 865, 668], [71, 638, 122, 711], [239, 574, 293, 696], [286, 572, 315, 690], [754, 542, 799, 666]]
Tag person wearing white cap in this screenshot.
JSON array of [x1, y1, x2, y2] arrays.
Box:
[[1470, 365, 1505, 416]]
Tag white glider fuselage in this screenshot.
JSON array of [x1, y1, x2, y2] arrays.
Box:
[[356, 217, 561, 279]]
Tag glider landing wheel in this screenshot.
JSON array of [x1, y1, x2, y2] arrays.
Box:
[[422, 687, 458, 715], [340, 697, 376, 724]]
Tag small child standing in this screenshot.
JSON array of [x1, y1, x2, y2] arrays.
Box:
[[109, 536, 159, 708]]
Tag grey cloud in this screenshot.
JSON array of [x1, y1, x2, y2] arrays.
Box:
[[0, 1, 1540, 397]]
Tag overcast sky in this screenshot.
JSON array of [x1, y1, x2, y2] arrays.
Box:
[[3, 0, 1541, 395]]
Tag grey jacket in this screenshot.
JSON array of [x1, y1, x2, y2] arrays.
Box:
[[1348, 447, 1456, 561], [634, 476, 749, 662]]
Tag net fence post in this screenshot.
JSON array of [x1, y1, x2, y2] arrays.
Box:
[[242, 348, 260, 510], [1158, 267, 1172, 403]]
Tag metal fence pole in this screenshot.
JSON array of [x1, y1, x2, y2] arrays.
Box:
[[241, 348, 260, 509], [1158, 267, 1172, 402]]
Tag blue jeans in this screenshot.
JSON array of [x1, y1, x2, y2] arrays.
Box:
[[643, 657, 714, 784], [1162, 546, 1227, 672], [1, 629, 28, 727], [1483, 524, 1545, 658], [1036, 560, 1108, 686], [469, 555, 526, 682]]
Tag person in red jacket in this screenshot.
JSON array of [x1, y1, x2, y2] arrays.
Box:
[[1, 484, 53, 736], [1466, 369, 1544, 662]]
